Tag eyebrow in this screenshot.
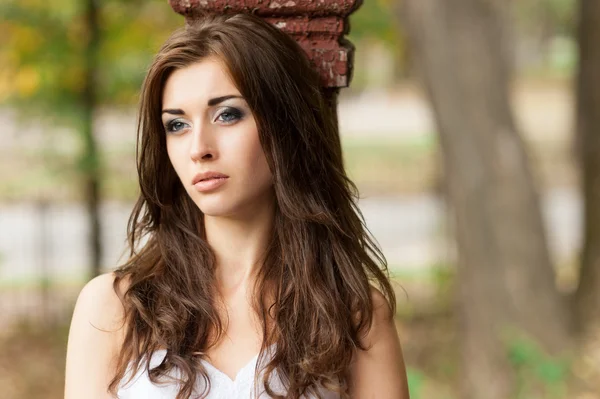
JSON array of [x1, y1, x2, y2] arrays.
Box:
[[161, 109, 184, 115], [207, 95, 243, 106], [161, 95, 243, 115]]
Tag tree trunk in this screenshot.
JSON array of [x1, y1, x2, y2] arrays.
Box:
[[401, 1, 570, 398], [83, 0, 102, 279], [574, 0, 600, 388], [575, 0, 600, 335]]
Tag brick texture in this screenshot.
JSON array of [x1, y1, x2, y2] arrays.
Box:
[[168, 0, 361, 88]]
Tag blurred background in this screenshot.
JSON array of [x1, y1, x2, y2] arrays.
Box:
[[0, 0, 596, 398]]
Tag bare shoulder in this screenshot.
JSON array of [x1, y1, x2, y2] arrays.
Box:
[[348, 285, 410, 398], [356, 286, 395, 346], [64, 272, 131, 399], [370, 285, 394, 322], [74, 272, 129, 331]]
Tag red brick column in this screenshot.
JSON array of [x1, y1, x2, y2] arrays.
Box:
[[168, 0, 362, 110]]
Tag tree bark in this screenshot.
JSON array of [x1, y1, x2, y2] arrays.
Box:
[[574, 0, 600, 389], [83, 0, 102, 279], [575, 0, 600, 335], [401, 1, 570, 398]]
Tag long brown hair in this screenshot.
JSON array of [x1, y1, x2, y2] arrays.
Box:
[[108, 12, 396, 399]]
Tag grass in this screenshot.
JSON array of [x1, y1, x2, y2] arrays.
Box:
[[342, 134, 439, 196], [0, 274, 89, 290]]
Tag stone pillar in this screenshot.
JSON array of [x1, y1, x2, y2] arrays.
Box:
[[168, 0, 362, 117]]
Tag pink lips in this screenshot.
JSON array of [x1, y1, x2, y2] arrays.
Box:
[[192, 171, 229, 193]]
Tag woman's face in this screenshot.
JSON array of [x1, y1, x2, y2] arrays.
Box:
[[161, 57, 274, 218]]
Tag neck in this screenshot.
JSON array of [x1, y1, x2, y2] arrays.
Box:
[[203, 201, 275, 297]]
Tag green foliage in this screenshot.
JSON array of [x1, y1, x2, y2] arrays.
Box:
[[431, 264, 455, 306], [98, 0, 183, 105], [1, 1, 84, 125], [407, 367, 425, 399], [349, 0, 400, 45], [0, 0, 183, 119], [507, 335, 570, 399], [1, 0, 401, 114], [546, 0, 577, 36], [0, 0, 183, 199], [516, 0, 577, 37]]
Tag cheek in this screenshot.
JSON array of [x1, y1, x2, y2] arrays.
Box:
[[226, 126, 271, 179], [166, 141, 185, 179], [246, 137, 272, 180]]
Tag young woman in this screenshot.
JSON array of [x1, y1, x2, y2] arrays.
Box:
[[64, 12, 409, 399]]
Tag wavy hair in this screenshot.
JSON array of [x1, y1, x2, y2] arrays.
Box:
[[108, 12, 396, 399]]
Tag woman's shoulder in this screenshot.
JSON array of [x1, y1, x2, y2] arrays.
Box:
[[64, 272, 132, 398], [75, 272, 130, 332], [68, 272, 133, 355]]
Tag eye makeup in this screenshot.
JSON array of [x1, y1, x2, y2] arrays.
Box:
[[164, 119, 189, 134], [161, 100, 250, 134], [214, 106, 245, 124]]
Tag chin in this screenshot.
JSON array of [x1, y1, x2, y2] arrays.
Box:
[[194, 199, 234, 217], [194, 194, 272, 220], [200, 208, 234, 218], [187, 184, 275, 219]]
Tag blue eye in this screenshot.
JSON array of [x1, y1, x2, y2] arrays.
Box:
[[217, 107, 244, 124], [165, 119, 188, 133]]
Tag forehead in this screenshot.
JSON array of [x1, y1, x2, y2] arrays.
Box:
[[162, 57, 240, 107]]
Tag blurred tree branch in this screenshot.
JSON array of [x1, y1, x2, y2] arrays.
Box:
[[82, 0, 101, 278]]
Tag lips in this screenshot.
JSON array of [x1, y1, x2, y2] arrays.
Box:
[[192, 171, 229, 185], [192, 171, 229, 193]]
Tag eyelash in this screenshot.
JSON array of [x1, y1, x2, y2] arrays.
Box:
[[165, 120, 187, 133], [164, 107, 245, 134], [217, 107, 244, 123]]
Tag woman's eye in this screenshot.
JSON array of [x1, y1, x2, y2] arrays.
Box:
[[165, 120, 187, 133], [216, 107, 244, 124]]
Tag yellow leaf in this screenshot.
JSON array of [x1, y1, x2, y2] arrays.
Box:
[[63, 65, 85, 92], [13, 25, 44, 54], [15, 66, 40, 97]]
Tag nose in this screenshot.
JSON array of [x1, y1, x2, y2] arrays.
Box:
[[189, 123, 216, 162]]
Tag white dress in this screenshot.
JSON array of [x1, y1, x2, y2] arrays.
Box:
[[117, 344, 341, 398]]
